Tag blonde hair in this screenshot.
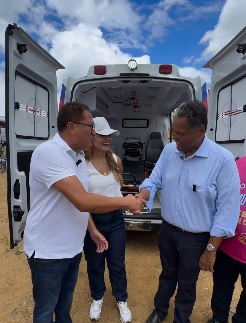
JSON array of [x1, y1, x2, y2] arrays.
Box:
[[85, 148, 123, 186]]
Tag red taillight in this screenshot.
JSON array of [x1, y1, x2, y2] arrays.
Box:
[[94, 65, 107, 75], [159, 64, 172, 74]]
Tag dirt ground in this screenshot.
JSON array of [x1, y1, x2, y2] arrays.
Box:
[[0, 171, 242, 323]]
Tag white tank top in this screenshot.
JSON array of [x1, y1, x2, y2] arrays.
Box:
[[86, 154, 122, 197]]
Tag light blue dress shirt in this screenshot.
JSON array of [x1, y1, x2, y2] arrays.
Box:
[[140, 137, 240, 237]]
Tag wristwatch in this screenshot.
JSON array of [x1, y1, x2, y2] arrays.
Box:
[[206, 243, 217, 252]]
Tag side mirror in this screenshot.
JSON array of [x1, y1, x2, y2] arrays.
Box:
[[243, 104, 246, 112]]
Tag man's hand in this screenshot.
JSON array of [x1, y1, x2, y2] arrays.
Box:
[[199, 250, 216, 272], [124, 194, 146, 214], [90, 230, 108, 253], [131, 193, 147, 214], [135, 188, 150, 201]]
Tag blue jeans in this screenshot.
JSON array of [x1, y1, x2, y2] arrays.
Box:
[[83, 211, 128, 302], [27, 252, 82, 323]]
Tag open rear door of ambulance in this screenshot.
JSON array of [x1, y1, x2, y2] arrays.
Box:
[[5, 23, 64, 248]]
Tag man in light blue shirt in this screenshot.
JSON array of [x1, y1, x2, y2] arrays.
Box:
[[139, 100, 240, 323]]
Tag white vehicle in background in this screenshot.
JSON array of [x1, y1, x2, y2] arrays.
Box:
[[204, 26, 246, 158], [5, 23, 206, 248]]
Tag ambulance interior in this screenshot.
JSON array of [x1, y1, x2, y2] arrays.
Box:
[[72, 77, 195, 185]]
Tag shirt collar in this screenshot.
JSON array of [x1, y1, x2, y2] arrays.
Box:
[[175, 135, 209, 159], [52, 133, 85, 159]]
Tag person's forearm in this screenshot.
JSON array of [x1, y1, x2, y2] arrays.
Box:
[[77, 194, 129, 213], [87, 214, 97, 233], [138, 188, 150, 200], [53, 176, 144, 213]]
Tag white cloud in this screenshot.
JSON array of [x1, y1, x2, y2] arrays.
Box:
[[50, 23, 150, 98], [45, 0, 142, 30], [145, 1, 175, 41], [182, 55, 195, 64], [0, 15, 150, 116], [0, 0, 31, 52], [177, 1, 224, 23], [144, 0, 224, 47], [178, 66, 212, 87], [0, 0, 144, 54], [43, 0, 145, 50], [143, 0, 197, 43], [199, 0, 246, 61]]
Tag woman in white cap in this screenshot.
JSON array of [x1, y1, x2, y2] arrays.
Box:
[[84, 117, 132, 323]]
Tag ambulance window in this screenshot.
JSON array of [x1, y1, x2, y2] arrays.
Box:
[[14, 73, 49, 139], [216, 86, 230, 141], [122, 119, 149, 128], [216, 77, 246, 142], [230, 78, 246, 140]]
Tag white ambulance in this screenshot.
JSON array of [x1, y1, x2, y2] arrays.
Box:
[[5, 23, 206, 248], [204, 26, 246, 158]]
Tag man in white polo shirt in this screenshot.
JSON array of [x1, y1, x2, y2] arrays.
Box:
[[24, 102, 145, 323]]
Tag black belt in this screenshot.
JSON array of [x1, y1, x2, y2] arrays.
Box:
[[164, 220, 208, 235]]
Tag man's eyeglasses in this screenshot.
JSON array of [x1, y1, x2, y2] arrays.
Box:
[[72, 121, 95, 131]]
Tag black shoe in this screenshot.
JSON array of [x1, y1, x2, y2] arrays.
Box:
[[146, 310, 166, 323], [207, 318, 228, 323]]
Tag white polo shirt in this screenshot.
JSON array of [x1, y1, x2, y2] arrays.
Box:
[[24, 133, 89, 259]]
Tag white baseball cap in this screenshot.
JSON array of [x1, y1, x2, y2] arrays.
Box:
[[93, 117, 120, 136]]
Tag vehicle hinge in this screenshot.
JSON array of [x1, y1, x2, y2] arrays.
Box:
[[13, 205, 24, 222]]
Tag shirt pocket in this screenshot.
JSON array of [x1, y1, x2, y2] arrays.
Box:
[[188, 180, 217, 204]]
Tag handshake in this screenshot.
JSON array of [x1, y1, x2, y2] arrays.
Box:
[[123, 193, 147, 214]]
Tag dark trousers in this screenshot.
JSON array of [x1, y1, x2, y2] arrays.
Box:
[[154, 220, 209, 323], [211, 249, 246, 323], [27, 252, 82, 323], [83, 223, 128, 302]]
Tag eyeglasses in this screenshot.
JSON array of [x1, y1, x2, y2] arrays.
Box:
[[72, 121, 95, 131]]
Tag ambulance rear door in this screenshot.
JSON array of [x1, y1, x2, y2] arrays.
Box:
[[5, 23, 64, 248]]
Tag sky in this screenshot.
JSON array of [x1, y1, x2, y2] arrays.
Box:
[[0, 0, 246, 116]]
